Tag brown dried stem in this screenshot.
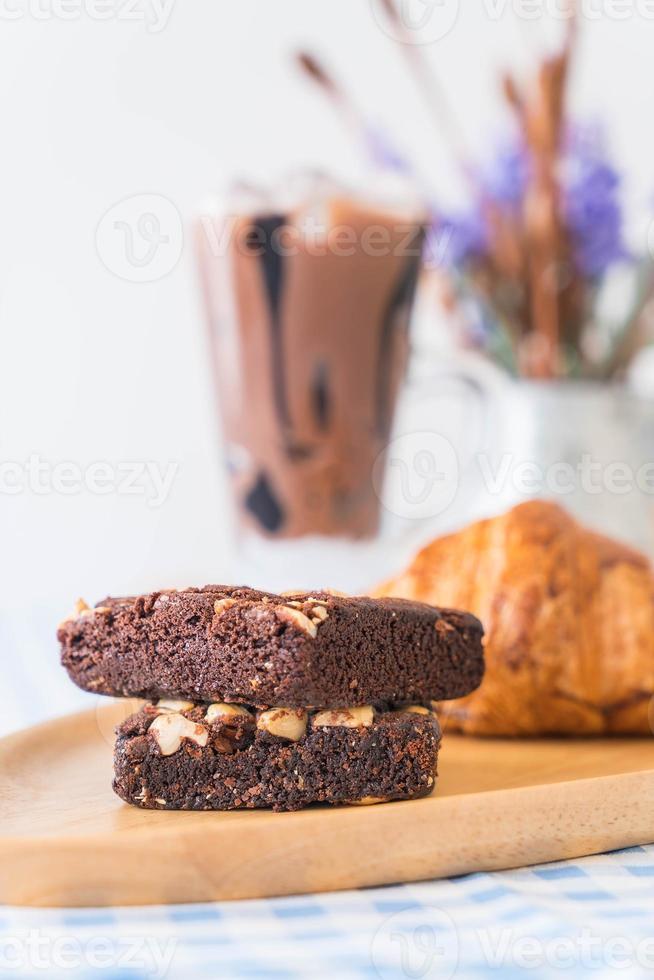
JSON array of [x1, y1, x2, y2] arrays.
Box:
[[376, 0, 475, 188], [294, 50, 369, 149], [497, 10, 578, 376]]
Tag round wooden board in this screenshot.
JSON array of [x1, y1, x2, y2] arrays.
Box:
[[2, 702, 654, 907]]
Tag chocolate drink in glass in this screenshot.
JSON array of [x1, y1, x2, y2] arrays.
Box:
[[197, 186, 425, 540]]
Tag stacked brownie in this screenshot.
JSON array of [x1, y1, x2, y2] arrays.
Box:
[[58, 586, 484, 812]]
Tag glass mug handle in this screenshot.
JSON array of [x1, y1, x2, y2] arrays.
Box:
[[374, 352, 505, 555]]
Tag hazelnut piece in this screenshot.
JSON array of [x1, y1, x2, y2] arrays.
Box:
[[257, 707, 308, 741], [155, 698, 195, 713], [311, 706, 374, 728], [205, 703, 252, 724], [149, 713, 208, 756]]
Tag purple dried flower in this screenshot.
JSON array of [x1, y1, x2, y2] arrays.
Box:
[[562, 126, 630, 277], [424, 213, 486, 269], [435, 123, 629, 277], [364, 124, 413, 176], [483, 142, 527, 210], [364, 117, 629, 281]]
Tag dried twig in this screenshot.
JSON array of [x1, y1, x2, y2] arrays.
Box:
[[498, 8, 578, 376], [376, 0, 475, 188], [294, 51, 368, 147]]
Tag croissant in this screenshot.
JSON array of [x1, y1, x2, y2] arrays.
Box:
[[377, 501, 654, 735]]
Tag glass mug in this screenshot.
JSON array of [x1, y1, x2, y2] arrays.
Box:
[[195, 178, 490, 591]]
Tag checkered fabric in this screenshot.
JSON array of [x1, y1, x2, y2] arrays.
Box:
[[2, 849, 654, 979]]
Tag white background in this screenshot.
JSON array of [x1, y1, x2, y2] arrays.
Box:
[[2, 0, 654, 731]]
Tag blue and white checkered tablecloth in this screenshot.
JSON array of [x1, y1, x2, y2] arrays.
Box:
[[3, 615, 654, 979], [2, 848, 654, 979]]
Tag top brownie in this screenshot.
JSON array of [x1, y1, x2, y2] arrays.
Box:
[[58, 586, 484, 707]]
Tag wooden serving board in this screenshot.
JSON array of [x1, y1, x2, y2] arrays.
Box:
[[2, 702, 654, 907]]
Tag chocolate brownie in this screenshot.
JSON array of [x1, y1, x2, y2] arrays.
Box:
[[113, 699, 441, 812], [59, 586, 484, 707]]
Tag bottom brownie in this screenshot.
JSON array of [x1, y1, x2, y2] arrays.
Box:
[[113, 699, 441, 812]]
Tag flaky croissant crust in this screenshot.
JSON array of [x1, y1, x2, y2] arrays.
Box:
[[377, 501, 654, 735]]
